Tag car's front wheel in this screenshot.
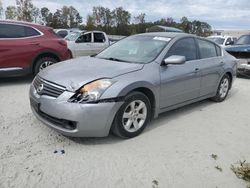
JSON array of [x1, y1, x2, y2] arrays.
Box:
[[112, 92, 151, 138], [34, 57, 58, 75], [211, 74, 231, 102]]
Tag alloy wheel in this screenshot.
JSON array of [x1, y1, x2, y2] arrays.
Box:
[[219, 77, 229, 98], [122, 100, 147, 133], [39, 61, 54, 72]]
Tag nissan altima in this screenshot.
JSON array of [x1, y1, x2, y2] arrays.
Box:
[[30, 32, 237, 138]]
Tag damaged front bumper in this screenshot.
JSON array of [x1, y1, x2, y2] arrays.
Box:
[[29, 84, 123, 137], [237, 58, 250, 76]]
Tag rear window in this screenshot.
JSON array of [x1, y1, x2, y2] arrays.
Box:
[[0, 23, 41, 38]]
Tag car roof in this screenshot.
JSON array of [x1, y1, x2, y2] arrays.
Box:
[[0, 20, 46, 28], [136, 32, 194, 39]]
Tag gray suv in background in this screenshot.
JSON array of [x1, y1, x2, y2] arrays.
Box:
[[30, 32, 237, 138]]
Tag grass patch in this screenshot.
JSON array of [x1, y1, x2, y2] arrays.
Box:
[[231, 160, 250, 182]]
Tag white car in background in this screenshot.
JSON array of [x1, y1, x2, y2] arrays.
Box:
[[207, 35, 237, 47], [66, 31, 110, 58]]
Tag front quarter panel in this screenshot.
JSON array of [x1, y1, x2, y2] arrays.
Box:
[[100, 62, 161, 117]]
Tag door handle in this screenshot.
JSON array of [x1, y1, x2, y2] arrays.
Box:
[[194, 68, 199, 73]]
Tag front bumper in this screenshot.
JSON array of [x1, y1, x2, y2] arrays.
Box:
[[29, 84, 123, 137], [237, 58, 250, 76]]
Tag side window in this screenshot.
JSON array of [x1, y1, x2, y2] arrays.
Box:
[[215, 45, 222, 56], [25, 27, 41, 37], [197, 39, 217, 59], [166, 38, 197, 61], [0, 23, 40, 38], [94, 32, 106, 43], [77, 33, 92, 43], [225, 38, 232, 45], [0, 23, 25, 38]]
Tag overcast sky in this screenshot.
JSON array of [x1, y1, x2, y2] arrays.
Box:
[[2, 0, 250, 29]]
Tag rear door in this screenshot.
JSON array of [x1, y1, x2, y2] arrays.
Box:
[[92, 32, 109, 54], [196, 39, 224, 97], [0, 23, 41, 70]]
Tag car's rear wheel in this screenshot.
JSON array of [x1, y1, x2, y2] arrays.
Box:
[[112, 92, 151, 138], [211, 74, 231, 102], [34, 57, 58, 75]]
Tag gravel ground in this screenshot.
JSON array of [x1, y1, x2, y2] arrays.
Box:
[[0, 76, 250, 188]]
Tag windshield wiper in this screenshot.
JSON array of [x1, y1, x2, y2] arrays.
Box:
[[102, 57, 132, 63]]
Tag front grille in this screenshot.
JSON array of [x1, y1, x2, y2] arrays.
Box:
[[33, 76, 66, 98], [228, 51, 250, 59]]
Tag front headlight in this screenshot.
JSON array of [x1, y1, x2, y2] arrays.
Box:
[[69, 79, 115, 103]]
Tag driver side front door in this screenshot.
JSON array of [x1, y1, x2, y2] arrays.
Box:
[[160, 37, 202, 109]]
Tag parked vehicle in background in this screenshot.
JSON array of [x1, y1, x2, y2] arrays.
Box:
[[207, 35, 237, 47], [66, 31, 110, 58], [0, 20, 71, 77], [30, 32, 237, 138], [147, 25, 184, 33], [64, 30, 82, 41], [54, 28, 81, 38], [225, 35, 250, 76]]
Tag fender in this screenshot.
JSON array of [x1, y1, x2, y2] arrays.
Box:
[[115, 81, 160, 118], [31, 50, 61, 72]]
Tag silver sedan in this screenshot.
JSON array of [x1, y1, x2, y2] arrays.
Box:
[[30, 32, 237, 138]]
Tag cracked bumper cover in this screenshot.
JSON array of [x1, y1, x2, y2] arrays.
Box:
[[29, 84, 123, 137]]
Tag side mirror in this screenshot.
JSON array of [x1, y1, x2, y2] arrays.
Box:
[[226, 41, 234, 45], [163, 55, 186, 65]]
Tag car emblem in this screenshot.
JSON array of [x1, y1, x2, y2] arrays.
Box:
[[37, 84, 44, 94]]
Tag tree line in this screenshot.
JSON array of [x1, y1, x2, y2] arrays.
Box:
[[0, 0, 212, 36]]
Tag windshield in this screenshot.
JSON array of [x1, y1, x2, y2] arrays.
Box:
[[96, 35, 170, 64], [235, 35, 250, 45], [208, 37, 225, 45], [65, 32, 81, 41]]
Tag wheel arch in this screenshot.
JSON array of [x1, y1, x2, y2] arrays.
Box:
[[32, 51, 61, 74], [129, 87, 157, 120], [114, 81, 159, 119], [224, 71, 233, 89]]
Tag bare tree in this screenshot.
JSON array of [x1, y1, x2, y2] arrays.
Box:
[[0, 0, 4, 19], [16, 0, 34, 21], [5, 6, 18, 20]]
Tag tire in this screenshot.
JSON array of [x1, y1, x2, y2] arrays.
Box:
[[111, 92, 151, 138], [34, 57, 58, 75], [211, 74, 231, 102]]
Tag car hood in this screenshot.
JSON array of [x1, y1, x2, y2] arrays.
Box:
[[38, 56, 144, 92], [225, 45, 250, 52]]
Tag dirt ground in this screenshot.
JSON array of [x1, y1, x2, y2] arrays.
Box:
[[0, 76, 250, 188]]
